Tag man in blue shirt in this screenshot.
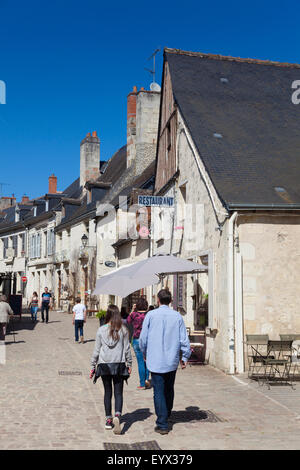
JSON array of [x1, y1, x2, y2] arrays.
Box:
[[139, 289, 191, 434], [40, 287, 52, 323]]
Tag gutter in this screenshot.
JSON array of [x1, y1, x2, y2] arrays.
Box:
[[227, 203, 300, 210], [228, 211, 237, 374]]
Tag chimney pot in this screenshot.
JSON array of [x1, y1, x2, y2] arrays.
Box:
[[133, 86, 137, 93], [86, 132, 91, 137], [21, 195, 30, 204], [92, 131, 97, 137]]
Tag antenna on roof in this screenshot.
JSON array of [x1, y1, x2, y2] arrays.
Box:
[[145, 47, 160, 84], [0, 182, 11, 197]]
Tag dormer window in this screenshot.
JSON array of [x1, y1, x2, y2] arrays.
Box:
[[88, 189, 92, 204], [45, 200, 49, 212], [33, 206, 37, 217]]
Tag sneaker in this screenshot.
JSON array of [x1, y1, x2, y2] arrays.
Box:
[[105, 418, 113, 430], [154, 426, 169, 435], [145, 380, 151, 389], [113, 415, 121, 435], [137, 386, 145, 390]]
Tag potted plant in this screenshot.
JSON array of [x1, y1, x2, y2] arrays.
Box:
[[96, 309, 106, 326]]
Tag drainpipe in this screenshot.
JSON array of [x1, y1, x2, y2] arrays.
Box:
[[228, 211, 237, 374]]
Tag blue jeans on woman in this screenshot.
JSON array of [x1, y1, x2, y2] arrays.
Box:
[[31, 306, 38, 321], [132, 338, 149, 387]]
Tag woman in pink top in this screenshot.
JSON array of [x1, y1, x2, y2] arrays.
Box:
[[127, 298, 150, 389]]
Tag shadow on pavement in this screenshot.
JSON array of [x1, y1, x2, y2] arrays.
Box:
[[5, 340, 26, 345], [121, 408, 153, 434], [168, 406, 220, 429], [7, 316, 37, 333]]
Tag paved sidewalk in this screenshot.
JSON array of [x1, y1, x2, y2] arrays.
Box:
[[1, 310, 300, 450]]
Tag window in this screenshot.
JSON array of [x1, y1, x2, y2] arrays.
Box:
[[29, 233, 41, 258], [47, 228, 55, 256], [167, 122, 171, 150], [36, 233, 41, 258], [21, 233, 26, 256], [44, 232, 47, 257], [12, 235, 18, 257], [3, 238, 8, 259]]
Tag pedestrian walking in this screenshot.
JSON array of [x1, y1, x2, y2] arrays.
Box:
[[0, 294, 14, 343], [139, 289, 191, 435], [29, 291, 39, 322], [120, 306, 128, 322], [90, 305, 132, 434], [72, 297, 86, 343], [40, 287, 52, 323], [127, 297, 150, 390]]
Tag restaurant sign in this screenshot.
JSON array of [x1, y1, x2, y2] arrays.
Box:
[[138, 195, 174, 207]]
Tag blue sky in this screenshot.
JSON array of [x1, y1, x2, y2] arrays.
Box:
[[0, 0, 299, 200]]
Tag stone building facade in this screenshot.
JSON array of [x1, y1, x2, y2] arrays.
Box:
[[151, 47, 300, 374]]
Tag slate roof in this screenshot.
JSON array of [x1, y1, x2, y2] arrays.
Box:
[[165, 48, 300, 209], [0, 175, 82, 234]]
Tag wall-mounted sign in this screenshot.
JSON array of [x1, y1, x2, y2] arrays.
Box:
[[138, 195, 174, 207], [105, 261, 116, 268], [21, 276, 27, 283]]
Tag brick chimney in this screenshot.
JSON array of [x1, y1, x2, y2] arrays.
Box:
[[80, 131, 100, 187], [126, 84, 161, 174], [21, 195, 30, 204], [0, 196, 16, 210], [48, 174, 57, 194], [127, 86, 137, 168]]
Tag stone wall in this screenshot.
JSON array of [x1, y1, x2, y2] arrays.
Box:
[[239, 214, 300, 340]]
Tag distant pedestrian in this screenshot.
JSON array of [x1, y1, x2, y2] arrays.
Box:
[[40, 287, 52, 323], [90, 305, 132, 434], [0, 295, 13, 343], [72, 297, 86, 343], [148, 305, 155, 311], [139, 289, 191, 435], [127, 298, 150, 390], [120, 306, 128, 323], [29, 291, 39, 322]]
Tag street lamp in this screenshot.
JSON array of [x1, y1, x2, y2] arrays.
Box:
[[81, 234, 88, 248]]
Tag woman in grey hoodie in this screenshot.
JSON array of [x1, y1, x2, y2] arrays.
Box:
[[90, 305, 132, 434]]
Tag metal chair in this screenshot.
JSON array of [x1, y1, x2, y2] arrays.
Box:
[[263, 340, 294, 389], [246, 334, 270, 382], [280, 335, 300, 380]]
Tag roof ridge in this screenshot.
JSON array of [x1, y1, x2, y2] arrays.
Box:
[[164, 47, 300, 69]]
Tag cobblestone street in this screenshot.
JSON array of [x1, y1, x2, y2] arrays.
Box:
[[1, 310, 300, 450]]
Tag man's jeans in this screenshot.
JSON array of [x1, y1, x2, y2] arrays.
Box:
[[151, 370, 177, 430], [74, 320, 84, 341], [41, 302, 50, 322], [132, 338, 149, 387]]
